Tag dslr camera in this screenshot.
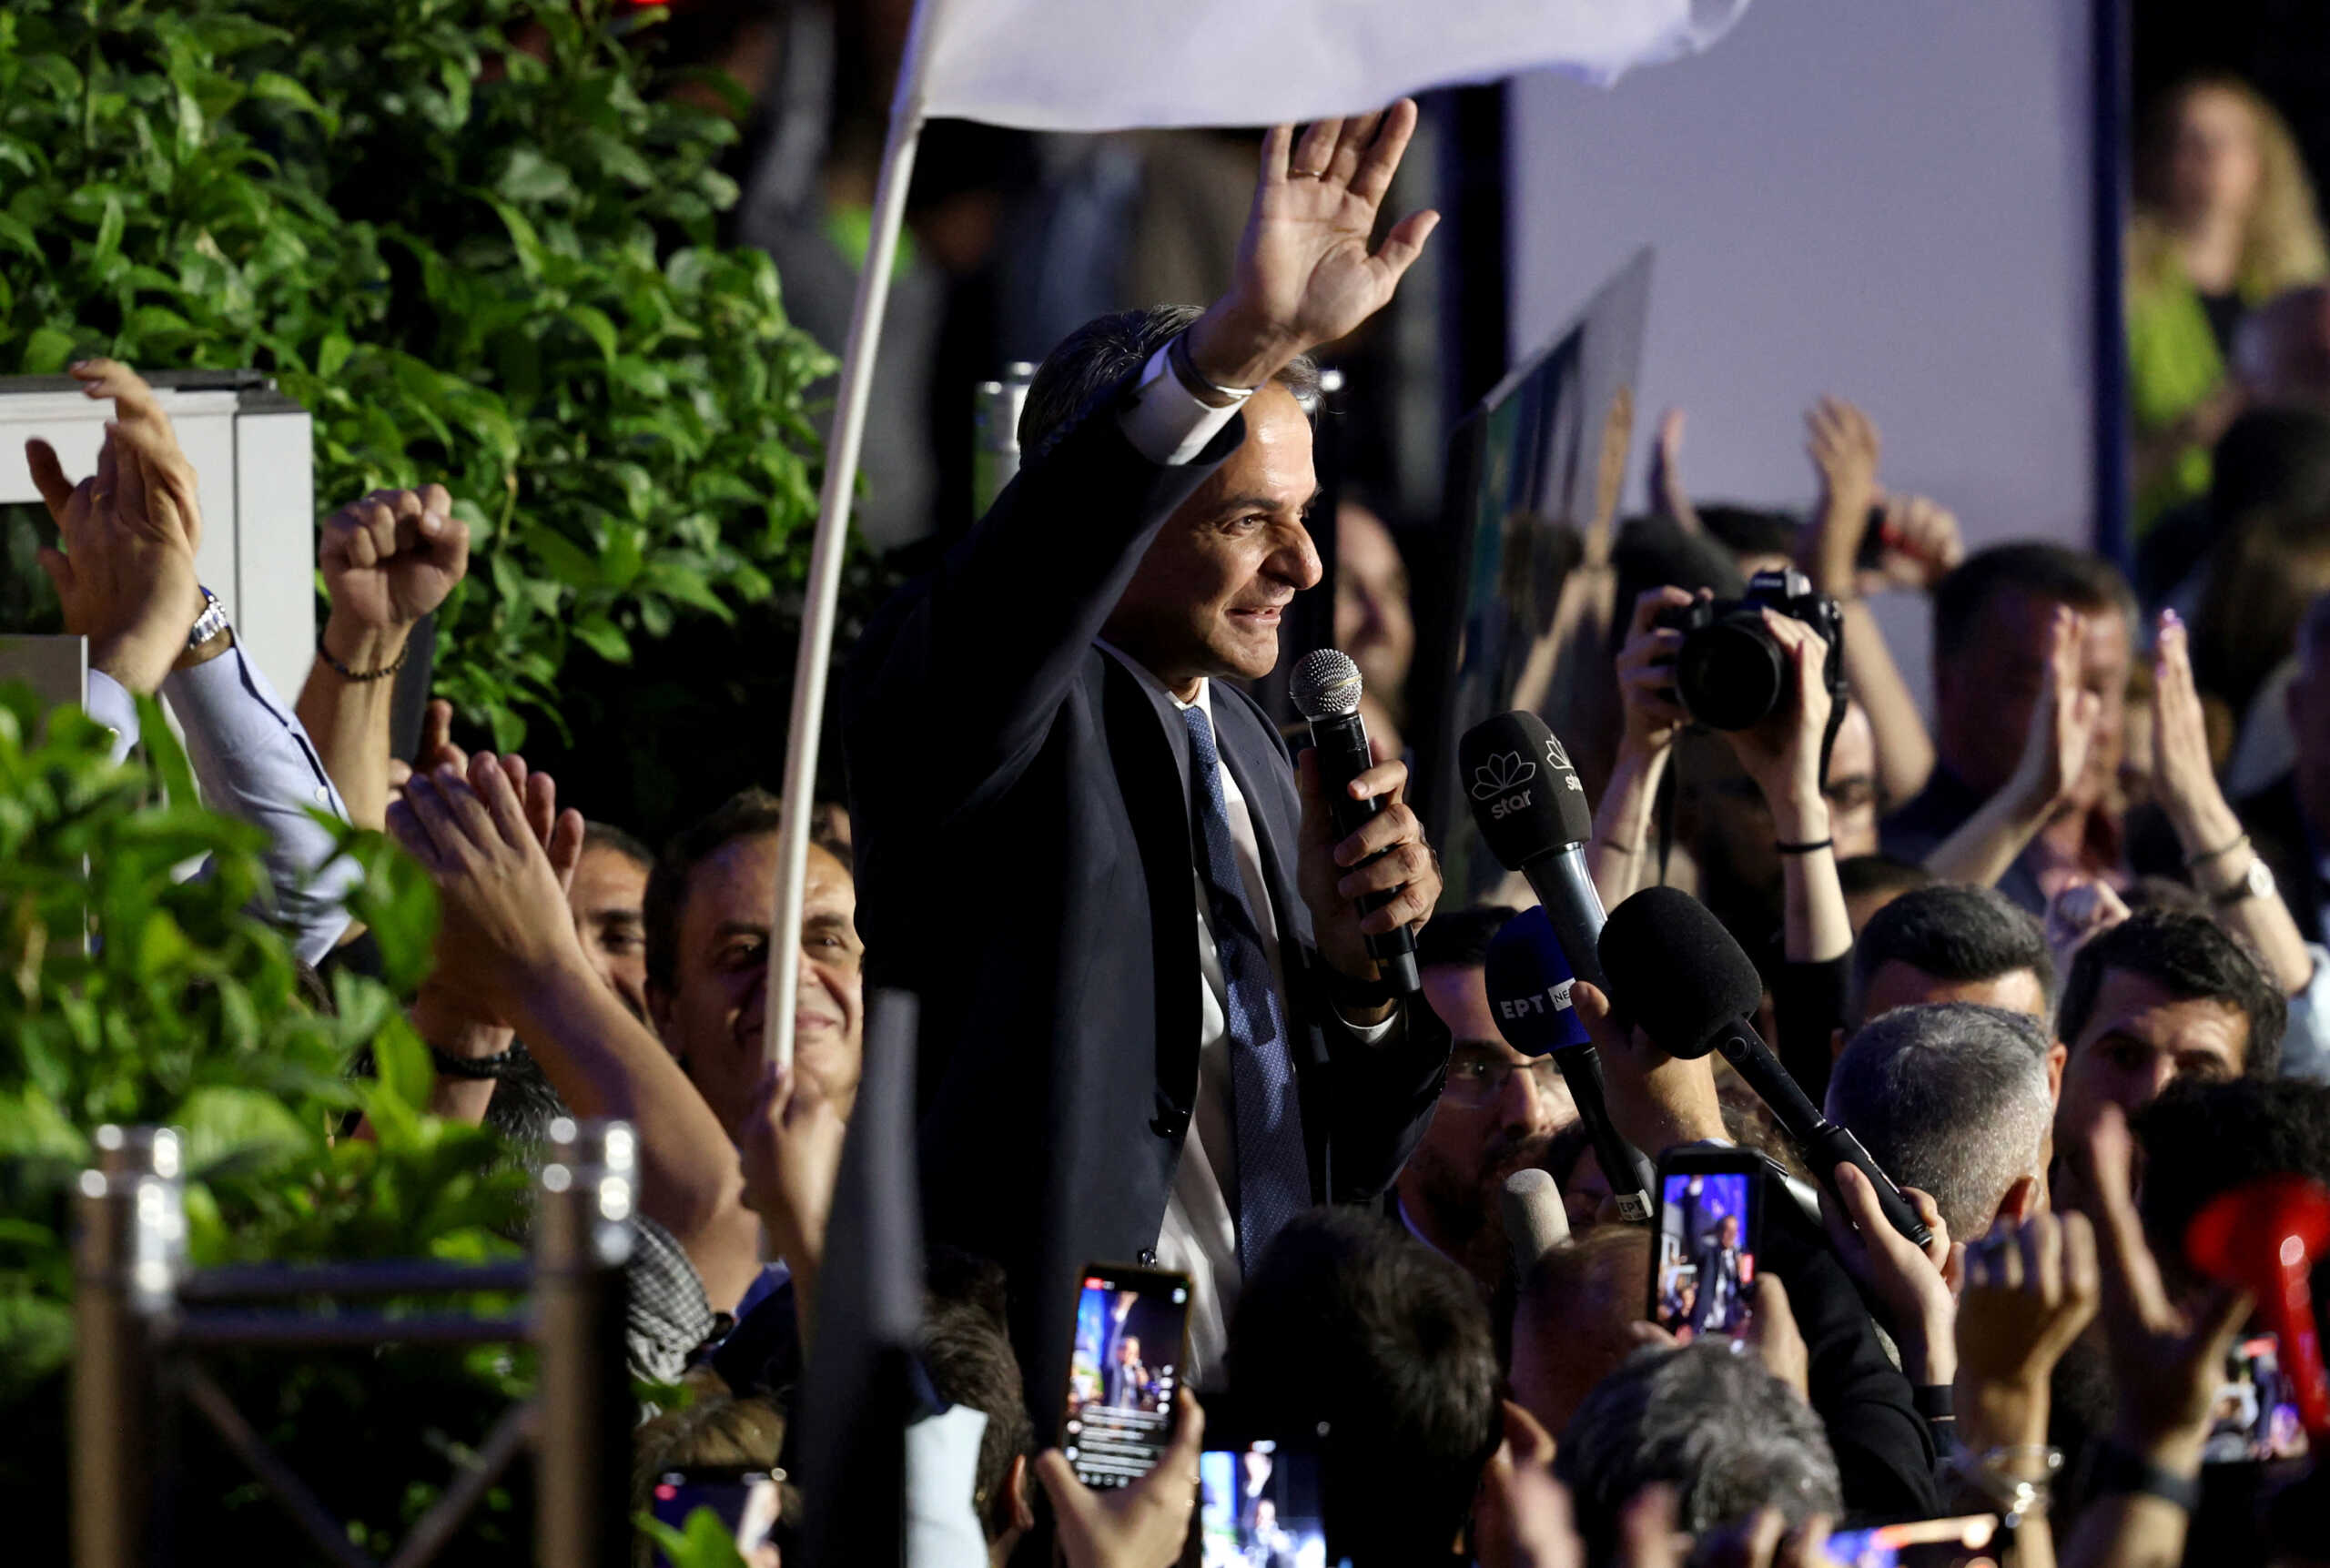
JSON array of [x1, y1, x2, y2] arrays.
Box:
[[1653, 566, 1846, 732]]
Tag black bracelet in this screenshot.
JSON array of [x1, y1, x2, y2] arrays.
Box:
[[429, 1041, 522, 1079], [318, 632, 410, 683], [1774, 837, 1834, 855], [2088, 1440, 2203, 1512], [1912, 1383, 1955, 1421]]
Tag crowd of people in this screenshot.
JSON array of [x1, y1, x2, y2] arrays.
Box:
[[21, 64, 2330, 1568]]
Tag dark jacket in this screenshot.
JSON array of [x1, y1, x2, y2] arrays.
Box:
[[843, 385, 1449, 1438], [2241, 772, 2325, 944], [1880, 766, 2049, 916]]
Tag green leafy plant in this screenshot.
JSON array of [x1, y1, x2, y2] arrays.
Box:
[[0, 0, 832, 749], [0, 681, 533, 1561]]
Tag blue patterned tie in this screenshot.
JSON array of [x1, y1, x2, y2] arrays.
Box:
[[1180, 703, 1309, 1274]]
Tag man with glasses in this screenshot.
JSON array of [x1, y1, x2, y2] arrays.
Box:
[[1393, 907, 1579, 1291]]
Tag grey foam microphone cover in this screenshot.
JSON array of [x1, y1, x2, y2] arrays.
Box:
[[1596, 885, 1765, 1061], [1502, 1167, 1571, 1278]]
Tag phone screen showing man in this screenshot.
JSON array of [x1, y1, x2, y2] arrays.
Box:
[[1062, 1265, 1191, 1488], [1197, 1440, 1331, 1567], [1652, 1167, 1758, 1341], [2203, 1333, 2311, 1462]]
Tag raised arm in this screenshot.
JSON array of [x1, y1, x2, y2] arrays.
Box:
[[296, 484, 470, 831], [1591, 586, 1697, 906], [847, 105, 1435, 815], [33, 360, 356, 964], [1798, 397, 1957, 809], [389, 758, 761, 1309], [1923, 607, 2101, 887]]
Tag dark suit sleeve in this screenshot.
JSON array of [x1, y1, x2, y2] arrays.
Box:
[[1760, 1195, 1941, 1523], [1311, 976, 1451, 1204], [846, 389, 1241, 824]]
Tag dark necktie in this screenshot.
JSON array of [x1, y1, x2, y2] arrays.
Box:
[[1180, 703, 1308, 1274]]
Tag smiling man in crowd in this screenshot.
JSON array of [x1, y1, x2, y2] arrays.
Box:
[[846, 104, 1449, 1411]]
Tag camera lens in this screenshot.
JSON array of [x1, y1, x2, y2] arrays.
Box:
[[1675, 616, 1786, 730]]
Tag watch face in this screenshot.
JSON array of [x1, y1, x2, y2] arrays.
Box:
[[2250, 857, 2276, 899]]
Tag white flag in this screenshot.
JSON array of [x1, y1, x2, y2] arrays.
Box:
[[915, 0, 1752, 131]]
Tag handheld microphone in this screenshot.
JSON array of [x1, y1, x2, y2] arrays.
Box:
[[1457, 712, 1607, 989], [1596, 886, 1933, 1249], [1484, 907, 1656, 1223], [1502, 1168, 1571, 1280], [1290, 650, 1421, 996]]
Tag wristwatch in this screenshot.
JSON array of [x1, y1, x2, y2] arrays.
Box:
[[187, 586, 230, 652], [2209, 854, 2276, 908]]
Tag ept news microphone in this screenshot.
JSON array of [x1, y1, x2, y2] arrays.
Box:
[[1457, 712, 1607, 989], [1484, 907, 1655, 1223], [1290, 650, 1421, 996], [1596, 886, 1933, 1248]]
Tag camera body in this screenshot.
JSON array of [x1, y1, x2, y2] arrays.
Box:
[[1654, 566, 1846, 732]]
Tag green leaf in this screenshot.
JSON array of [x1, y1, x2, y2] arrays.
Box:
[[572, 614, 631, 663], [93, 194, 126, 262], [20, 326, 76, 374], [566, 302, 618, 364], [527, 529, 600, 589], [316, 330, 352, 380], [247, 70, 336, 132], [176, 1086, 313, 1171], [497, 147, 574, 205]]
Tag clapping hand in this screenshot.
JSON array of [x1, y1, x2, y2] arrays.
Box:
[[2004, 605, 2102, 824], [28, 359, 208, 694], [1951, 1208, 2099, 1456], [319, 484, 470, 676], [1800, 396, 1963, 599], [1184, 102, 1439, 389], [387, 752, 587, 1024]]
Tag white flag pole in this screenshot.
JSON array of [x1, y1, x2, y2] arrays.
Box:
[[764, 0, 943, 1072]]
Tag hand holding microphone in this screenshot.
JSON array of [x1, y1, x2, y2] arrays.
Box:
[[1291, 650, 1429, 996], [1597, 886, 1934, 1249]]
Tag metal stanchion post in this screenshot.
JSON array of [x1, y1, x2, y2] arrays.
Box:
[[72, 1126, 185, 1568], [532, 1118, 636, 1568]]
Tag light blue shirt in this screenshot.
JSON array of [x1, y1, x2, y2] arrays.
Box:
[[85, 647, 356, 966], [2281, 942, 2330, 1085]]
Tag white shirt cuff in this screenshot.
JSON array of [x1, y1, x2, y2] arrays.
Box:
[[1335, 1005, 1400, 1046], [1117, 340, 1249, 466], [83, 669, 141, 764]]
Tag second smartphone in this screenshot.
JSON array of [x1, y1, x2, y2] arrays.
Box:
[[1650, 1147, 1766, 1342]]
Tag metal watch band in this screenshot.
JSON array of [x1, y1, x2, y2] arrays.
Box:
[[186, 586, 231, 652]]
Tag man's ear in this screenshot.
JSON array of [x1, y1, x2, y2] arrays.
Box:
[[1006, 1452, 1036, 1534], [646, 977, 677, 1044], [1998, 1173, 2041, 1228], [2046, 1040, 2068, 1103]]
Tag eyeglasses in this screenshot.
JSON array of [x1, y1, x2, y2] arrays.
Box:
[[1441, 1053, 1566, 1108]]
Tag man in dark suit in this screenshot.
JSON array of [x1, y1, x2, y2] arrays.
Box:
[[846, 103, 1447, 1431], [2240, 591, 2330, 946], [1687, 1214, 1744, 1336]]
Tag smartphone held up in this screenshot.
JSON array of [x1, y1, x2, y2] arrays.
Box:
[[1651, 1148, 1764, 1343], [1062, 1263, 1192, 1490]]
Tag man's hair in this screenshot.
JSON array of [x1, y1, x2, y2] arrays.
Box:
[[643, 788, 851, 996], [1849, 884, 2055, 1023], [1931, 542, 2135, 666], [2057, 908, 2285, 1077], [920, 1253, 1033, 1545], [1835, 853, 1934, 904], [583, 819, 653, 871], [1416, 905, 1520, 971], [1553, 1340, 1840, 1554], [1226, 1209, 1500, 1565], [1018, 304, 1321, 456], [2132, 1077, 2330, 1276], [1826, 1003, 2056, 1239]]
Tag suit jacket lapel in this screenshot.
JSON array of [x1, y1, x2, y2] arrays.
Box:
[[1210, 691, 1318, 983]]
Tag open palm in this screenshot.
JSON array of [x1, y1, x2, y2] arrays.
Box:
[[1188, 102, 1439, 386]]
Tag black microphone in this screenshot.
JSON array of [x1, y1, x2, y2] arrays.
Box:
[[1484, 907, 1656, 1223], [1596, 886, 1933, 1248], [1456, 712, 1607, 990], [1289, 650, 1420, 996]]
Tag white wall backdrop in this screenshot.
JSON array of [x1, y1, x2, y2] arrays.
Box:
[[1507, 0, 2100, 705]]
